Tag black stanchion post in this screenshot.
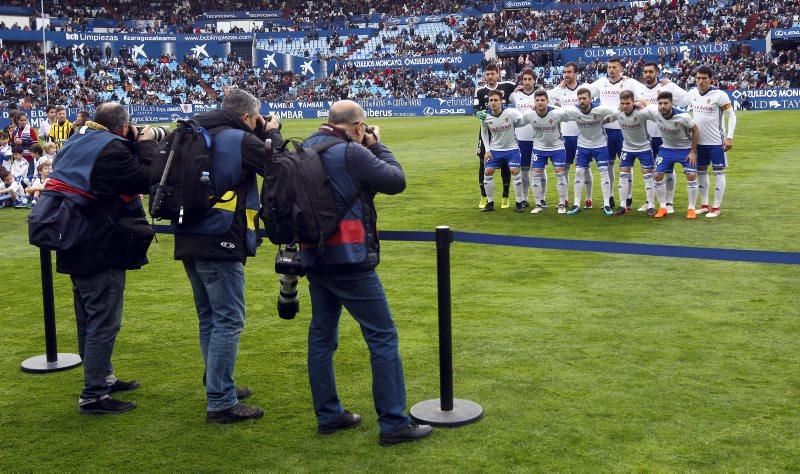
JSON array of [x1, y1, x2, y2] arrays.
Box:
[[20, 248, 82, 373], [410, 226, 483, 427]]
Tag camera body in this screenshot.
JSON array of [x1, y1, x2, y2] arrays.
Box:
[[275, 245, 304, 276], [361, 124, 376, 145], [128, 124, 169, 142]]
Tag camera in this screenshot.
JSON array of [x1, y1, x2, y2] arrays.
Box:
[[128, 124, 169, 142], [265, 114, 282, 131], [275, 244, 304, 276], [361, 124, 376, 145]]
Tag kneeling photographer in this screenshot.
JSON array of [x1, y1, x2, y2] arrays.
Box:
[[52, 102, 159, 414]]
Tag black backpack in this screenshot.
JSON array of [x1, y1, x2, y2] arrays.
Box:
[[259, 138, 349, 248], [149, 119, 224, 224]]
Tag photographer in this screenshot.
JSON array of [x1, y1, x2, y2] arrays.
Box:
[[301, 100, 433, 445], [54, 102, 158, 414], [175, 89, 282, 423]]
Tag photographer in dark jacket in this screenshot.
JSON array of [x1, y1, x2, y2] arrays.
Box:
[[175, 89, 282, 423], [301, 100, 433, 445], [54, 102, 158, 414]]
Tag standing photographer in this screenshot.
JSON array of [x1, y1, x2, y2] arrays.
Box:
[[301, 100, 433, 445], [53, 102, 158, 414], [175, 89, 282, 423]]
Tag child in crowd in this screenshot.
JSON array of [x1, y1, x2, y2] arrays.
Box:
[[9, 146, 30, 186], [43, 141, 57, 161], [0, 168, 27, 208], [29, 143, 50, 179], [26, 161, 51, 207], [0, 132, 11, 171]]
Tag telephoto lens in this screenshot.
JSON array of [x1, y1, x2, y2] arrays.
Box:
[[150, 125, 169, 142], [277, 274, 300, 320]]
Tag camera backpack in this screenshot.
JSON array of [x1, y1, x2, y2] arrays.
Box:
[[149, 119, 226, 224], [259, 138, 349, 248]]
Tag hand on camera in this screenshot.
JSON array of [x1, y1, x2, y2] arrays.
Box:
[[264, 114, 281, 131], [363, 125, 380, 147], [135, 125, 155, 142]]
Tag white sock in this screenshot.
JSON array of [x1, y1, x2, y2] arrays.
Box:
[[643, 173, 655, 209], [541, 169, 548, 203], [521, 166, 530, 201], [608, 163, 615, 198], [627, 171, 634, 200], [655, 178, 667, 207], [564, 163, 571, 187], [618, 171, 631, 208], [665, 172, 676, 204], [584, 166, 593, 201], [483, 174, 494, 202], [687, 178, 698, 210], [698, 170, 710, 206], [555, 171, 568, 205], [512, 173, 524, 203], [713, 170, 726, 208], [599, 166, 611, 207], [573, 167, 586, 206], [532, 173, 544, 204]]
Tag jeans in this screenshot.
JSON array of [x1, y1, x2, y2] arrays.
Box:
[[183, 257, 246, 411], [71, 269, 125, 402], [307, 270, 410, 433]]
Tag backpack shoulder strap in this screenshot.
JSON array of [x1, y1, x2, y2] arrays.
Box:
[[308, 137, 346, 154]]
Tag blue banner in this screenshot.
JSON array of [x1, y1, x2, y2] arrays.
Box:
[[256, 50, 332, 77], [496, 40, 563, 53], [202, 10, 283, 20], [728, 89, 800, 110], [341, 53, 484, 71], [559, 40, 766, 62], [770, 28, 800, 40], [504, 0, 697, 10]]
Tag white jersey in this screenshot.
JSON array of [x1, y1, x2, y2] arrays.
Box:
[[38, 119, 52, 139], [607, 108, 656, 152], [687, 87, 734, 146], [591, 77, 645, 130], [645, 105, 696, 149], [549, 83, 597, 136], [10, 158, 29, 180], [519, 107, 567, 151], [509, 90, 538, 141], [481, 108, 523, 152], [638, 81, 689, 138], [561, 105, 616, 149]]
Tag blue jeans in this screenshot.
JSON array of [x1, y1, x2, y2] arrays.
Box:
[[71, 269, 125, 402], [307, 270, 410, 433], [183, 257, 246, 411]]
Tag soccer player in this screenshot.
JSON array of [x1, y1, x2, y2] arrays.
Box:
[[639, 61, 690, 213], [591, 57, 646, 209], [603, 90, 657, 216], [550, 62, 594, 209], [687, 65, 736, 217], [647, 92, 700, 219], [38, 105, 56, 141], [521, 89, 570, 214], [560, 88, 617, 215], [479, 90, 527, 212], [474, 64, 516, 209], [509, 69, 539, 208], [49, 106, 72, 151]]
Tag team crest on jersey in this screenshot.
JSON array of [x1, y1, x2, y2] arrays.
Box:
[[707, 99, 711, 104], [633, 117, 638, 122], [549, 119, 553, 124]]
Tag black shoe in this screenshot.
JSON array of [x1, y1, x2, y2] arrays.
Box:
[[108, 379, 140, 393], [206, 402, 264, 424], [236, 386, 252, 400], [520, 200, 529, 208], [647, 207, 656, 217], [317, 410, 362, 434], [379, 422, 433, 446], [540, 199, 547, 209], [79, 397, 137, 415], [514, 202, 525, 212], [609, 196, 616, 209], [480, 201, 494, 212], [626, 198, 633, 209], [613, 206, 628, 216]]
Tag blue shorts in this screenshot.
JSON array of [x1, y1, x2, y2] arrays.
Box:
[[620, 150, 654, 168], [696, 144, 727, 169], [564, 136, 578, 165], [531, 148, 567, 169], [656, 148, 696, 174], [487, 149, 521, 170], [605, 128, 622, 162], [518, 140, 533, 168], [650, 137, 663, 158], [576, 146, 610, 168]]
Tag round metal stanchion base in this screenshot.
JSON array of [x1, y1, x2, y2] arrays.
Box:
[[21, 353, 82, 373], [410, 398, 483, 427]]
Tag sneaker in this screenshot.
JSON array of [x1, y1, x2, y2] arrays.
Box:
[[79, 397, 137, 415], [317, 410, 362, 435], [480, 201, 494, 212], [583, 199, 593, 209], [379, 422, 433, 446], [531, 204, 544, 214], [613, 206, 628, 216], [515, 202, 525, 213], [566, 205, 581, 215], [637, 203, 650, 212], [665, 203, 675, 214], [686, 208, 697, 219], [521, 200, 529, 209], [206, 402, 264, 423], [626, 198, 633, 209], [478, 196, 488, 209], [654, 208, 668, 218], [695, 204, 710, 215], [540, 200, 547, 209], [647, 207, 656, 217], [108, 379, 140, 393], [501, 197, 510, 209], [706, 207, 721, 218], [236, 386, 252, 400], [603, 206, 613, 216], [557, 204, 567, 214], [609, 196, 616, 209]]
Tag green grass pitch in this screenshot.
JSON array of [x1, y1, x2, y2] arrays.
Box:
[[0, 111, 798, 471]]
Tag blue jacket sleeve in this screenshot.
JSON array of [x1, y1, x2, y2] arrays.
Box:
[[347, 142, 406, 195]]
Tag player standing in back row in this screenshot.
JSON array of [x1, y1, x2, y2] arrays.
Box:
[[509, 69, 540, 208], [474, 64, 516, 209]]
